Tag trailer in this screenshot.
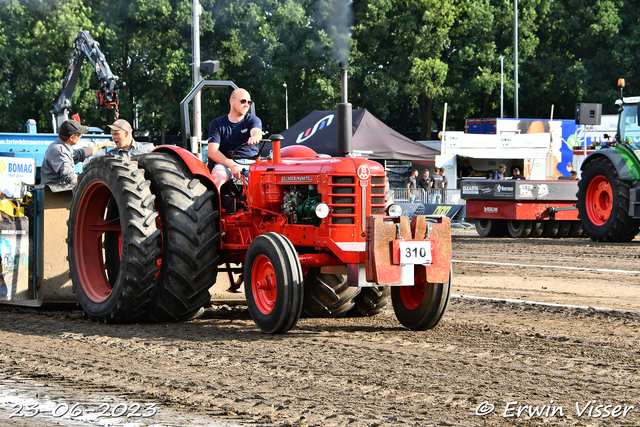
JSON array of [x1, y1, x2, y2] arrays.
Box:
[[460, 179, 584, 238]]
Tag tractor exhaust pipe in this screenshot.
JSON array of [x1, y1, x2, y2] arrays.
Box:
[[338, 63, 352, 156]]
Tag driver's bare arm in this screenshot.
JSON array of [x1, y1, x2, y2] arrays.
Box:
[[247, 127, 262, 145], [208, 142, 242, 179], [208, 142, 233, 167]]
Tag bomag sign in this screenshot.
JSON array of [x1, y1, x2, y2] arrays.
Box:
[[0, 158, 36, 185]]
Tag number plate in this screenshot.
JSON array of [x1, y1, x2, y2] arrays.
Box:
[[392, 240, 432, 266]]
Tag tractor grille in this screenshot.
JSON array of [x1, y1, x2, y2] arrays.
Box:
[[371, 176, 385, 214], [330, 176, 355, 224], [329, 175, 386, 224]]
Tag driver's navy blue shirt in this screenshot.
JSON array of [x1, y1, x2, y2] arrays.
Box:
[[207, 114, 262, 167]]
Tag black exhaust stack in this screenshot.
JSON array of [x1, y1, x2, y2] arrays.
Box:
[[338, 63, 352, 156]]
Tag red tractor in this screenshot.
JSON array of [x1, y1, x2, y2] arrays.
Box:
[[67, 74, 452, 333]]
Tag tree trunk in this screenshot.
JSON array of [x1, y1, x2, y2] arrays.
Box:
[[419, 93, 433, 140], [482, 96, 492, 118]]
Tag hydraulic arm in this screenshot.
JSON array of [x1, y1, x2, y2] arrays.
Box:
[[51, 31, 123, 131]]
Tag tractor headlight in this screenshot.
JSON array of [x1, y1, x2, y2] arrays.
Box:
[[387, 204, 402, 217], [315, 202, 330, 219]]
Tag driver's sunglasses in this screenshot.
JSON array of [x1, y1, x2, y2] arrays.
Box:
[[236, 98, 252, 105]]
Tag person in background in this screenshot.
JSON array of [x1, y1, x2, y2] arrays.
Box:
[[439, 167, 448, 188], [430, 168, 444, 203], [459, 158, 474, 178], [436, 167, 449, 203], [406, 169, 418, 202], [417, 169, 431, 202], [41, 120, 115, 185], [417, 169, 431, 190], [511, 168, 526, 180], [207, 88, 262, 188], [491, 164, 507, 180], [105, 119, 154, 157], [510, 159, 522, 176], [570, 171, 579, 180]]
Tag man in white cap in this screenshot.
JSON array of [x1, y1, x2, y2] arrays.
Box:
[[207, 88, 262, 188], [41, 120, 116, 185], [104, 119, 154, 157]]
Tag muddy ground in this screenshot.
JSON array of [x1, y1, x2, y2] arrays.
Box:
[[0, 230, 639, 426]]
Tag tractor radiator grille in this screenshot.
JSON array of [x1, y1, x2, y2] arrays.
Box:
[[329, 175, 386, 224], [370, 176, 385, 214], [330, 176, 355, 224]]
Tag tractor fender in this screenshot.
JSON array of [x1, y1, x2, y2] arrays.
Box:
[[149, 145, 221, 211], [581, 147, 640, 181], [152, 145, 214, 183]]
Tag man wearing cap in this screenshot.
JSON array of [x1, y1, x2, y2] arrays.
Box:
[[104, 119, 153, 157], [207, 88, 262, 188], [40, 120, 116, 185]]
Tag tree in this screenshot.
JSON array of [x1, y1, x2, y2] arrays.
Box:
[[351, 0, 456, 140], [0, 0, 97, 132]]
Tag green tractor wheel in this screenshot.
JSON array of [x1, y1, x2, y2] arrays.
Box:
[[577, 156, 640, 242]]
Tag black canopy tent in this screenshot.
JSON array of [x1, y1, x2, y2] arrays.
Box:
[[274, 109, 439, 161]]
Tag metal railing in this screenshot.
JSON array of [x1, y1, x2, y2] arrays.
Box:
[[390, 188, 464, 205]]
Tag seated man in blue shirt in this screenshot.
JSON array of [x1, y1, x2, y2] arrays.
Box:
[[491, 163, 506, 180], [207, 89, 262, 188]]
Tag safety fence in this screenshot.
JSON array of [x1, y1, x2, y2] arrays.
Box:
[[390, 188, 464, 205]]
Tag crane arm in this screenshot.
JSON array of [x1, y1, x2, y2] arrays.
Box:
[[51, 31, 123, 131]]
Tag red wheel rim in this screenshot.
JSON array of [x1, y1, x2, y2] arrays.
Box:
[[251, 254, 277, 314], [585, 175, 612, 225], [154, 201, 162, 279], [399, 273, 426, 310], [74, 181, 121, 302]]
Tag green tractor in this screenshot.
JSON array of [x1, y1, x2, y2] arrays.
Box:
[[577, 79, 640, 241]]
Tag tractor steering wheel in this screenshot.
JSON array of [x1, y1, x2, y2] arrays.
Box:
[[230, 139, 269, 163]]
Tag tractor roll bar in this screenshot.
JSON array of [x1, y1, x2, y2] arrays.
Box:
[[179, 79, 256, 150]]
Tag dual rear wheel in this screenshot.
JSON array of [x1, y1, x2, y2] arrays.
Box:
[[69, 154, 219, 323]]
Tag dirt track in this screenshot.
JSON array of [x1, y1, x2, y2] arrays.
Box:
[[0, 230, 639, 426]]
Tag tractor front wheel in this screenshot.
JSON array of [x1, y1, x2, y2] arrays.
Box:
[[577, 156, 640, 241], [391, 266, 451, 330], [245, 233, 304, 333], [68, 157, 161, 323]]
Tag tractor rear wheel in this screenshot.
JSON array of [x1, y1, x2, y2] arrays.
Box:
[[136, 153, 220, 322], [68, 156, 161, 323], [475, 219, 506, 237], [245, 233, 303, 333], [391, 266, 451, 331], [507, 220, 532, 238], [303, 268, 360, 318], [577, 156, 640, 241], [348, 286, 391, 317]]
